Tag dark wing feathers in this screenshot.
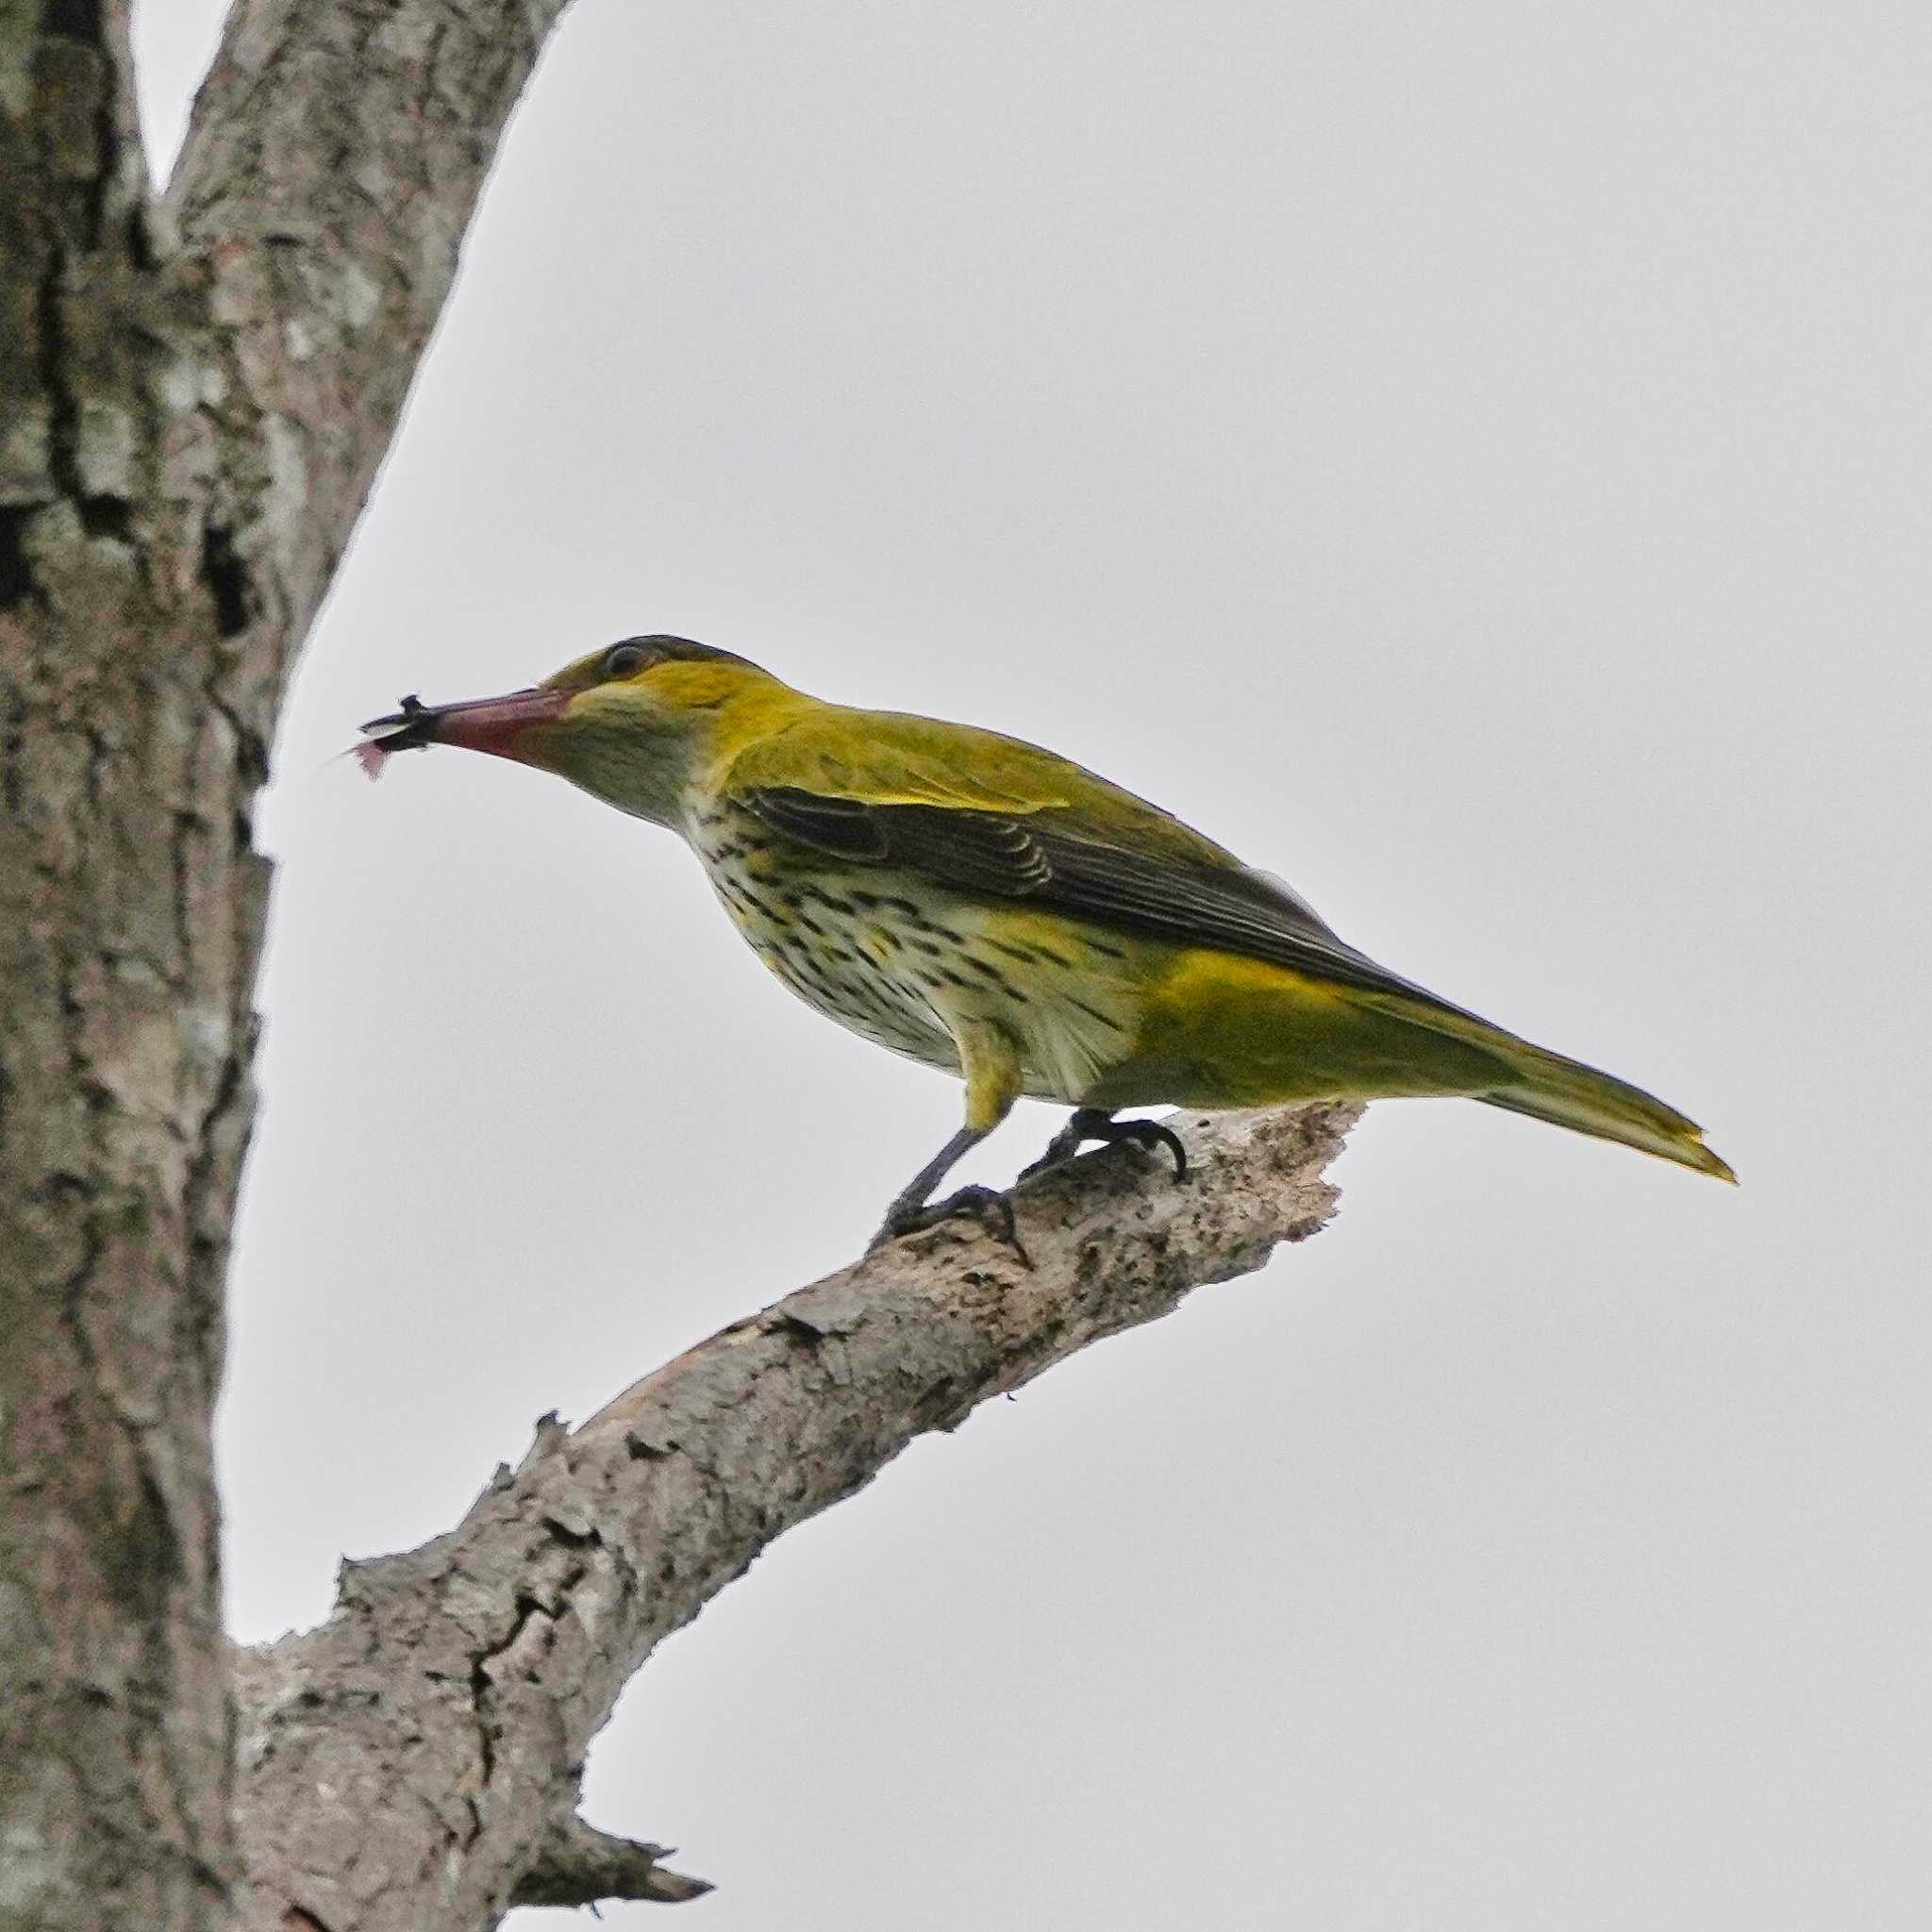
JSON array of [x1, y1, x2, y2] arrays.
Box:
[[748, 791, 1051, 893], [742, 786, 1452, 1008]]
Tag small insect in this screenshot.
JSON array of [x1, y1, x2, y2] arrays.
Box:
[[353, 693, 434, 778]]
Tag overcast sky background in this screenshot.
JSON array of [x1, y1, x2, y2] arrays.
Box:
[[134, 5, 1927, 1926]]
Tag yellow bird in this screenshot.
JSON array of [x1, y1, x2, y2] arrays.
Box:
[[360, 636, 1733, 1250]]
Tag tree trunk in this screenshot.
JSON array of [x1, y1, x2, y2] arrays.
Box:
[[2, 3, 570, 1923], [2, 8, 254, 1920], [0, 8, 1357, 1924]]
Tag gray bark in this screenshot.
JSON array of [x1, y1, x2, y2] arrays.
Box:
[[0, 5, 1358, 1926], [2, 3, 570, 1924], [229, 1102, 1359, 1927]]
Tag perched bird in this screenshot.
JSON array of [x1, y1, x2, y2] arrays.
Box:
[[359, 635, 1733, 1250]]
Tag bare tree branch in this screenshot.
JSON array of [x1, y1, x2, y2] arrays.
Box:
[[229, 1102, 1358, 1927], [512, 1820, 714, 1909], [163, 0, 577, 713]]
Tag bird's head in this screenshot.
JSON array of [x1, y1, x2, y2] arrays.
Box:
[[358, 635, 787, 824]]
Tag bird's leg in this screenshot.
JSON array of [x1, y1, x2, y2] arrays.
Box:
[[876, 1124, 988, 1236], [873, 1125, 1031, 1264], [1019, 1108, 1188, 1182], [874, 1020, 1030, 1264], [1019, 1107, 1111, 1177]]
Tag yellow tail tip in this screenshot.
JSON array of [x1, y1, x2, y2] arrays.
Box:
[[1690, 1139, 1739, 1185]]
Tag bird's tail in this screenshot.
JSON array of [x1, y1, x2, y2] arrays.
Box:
[[1477, 1043, 1735, 1182], [1358, 992, 1736, 1182]]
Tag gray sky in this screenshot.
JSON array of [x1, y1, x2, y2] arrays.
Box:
[[137, 4, 1928, 1926]]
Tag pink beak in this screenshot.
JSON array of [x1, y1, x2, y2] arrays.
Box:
[[358, 686, 569, 766]]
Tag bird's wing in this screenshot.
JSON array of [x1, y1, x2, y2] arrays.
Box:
[[722, 708, 1459, 1008]]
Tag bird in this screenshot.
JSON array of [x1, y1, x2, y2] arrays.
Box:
[[358, 634, 1733, 1252]]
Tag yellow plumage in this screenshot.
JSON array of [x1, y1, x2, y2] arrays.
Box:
[[359, 635, 1734, 1245]]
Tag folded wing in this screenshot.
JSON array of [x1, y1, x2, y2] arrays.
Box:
[[740, 782, 1469, 1013]]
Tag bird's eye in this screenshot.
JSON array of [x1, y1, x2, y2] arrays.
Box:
[[604, 642, 649, 678]]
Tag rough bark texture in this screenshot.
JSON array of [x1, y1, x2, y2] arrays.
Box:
[[228, 1102, 1359, 1928], [0, 3, 571, 1925], [1, 5, 1358, 1927]]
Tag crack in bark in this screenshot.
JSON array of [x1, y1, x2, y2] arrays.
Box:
[[199, 522, 250, 636], [0, 506, 43, 608]]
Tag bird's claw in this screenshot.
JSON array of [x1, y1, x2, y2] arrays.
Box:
[[1108, 1117, 1189, 1179], [874, 1185, 1032, 1268], [1020, 1111, 1189, 1183]]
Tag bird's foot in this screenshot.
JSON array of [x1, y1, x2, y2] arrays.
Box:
[[873, 1185, 1032, 1268], [1019, 1109, 1189, 1183]]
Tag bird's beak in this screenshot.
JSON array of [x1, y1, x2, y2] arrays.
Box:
[[358, 686, 571, 766]]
